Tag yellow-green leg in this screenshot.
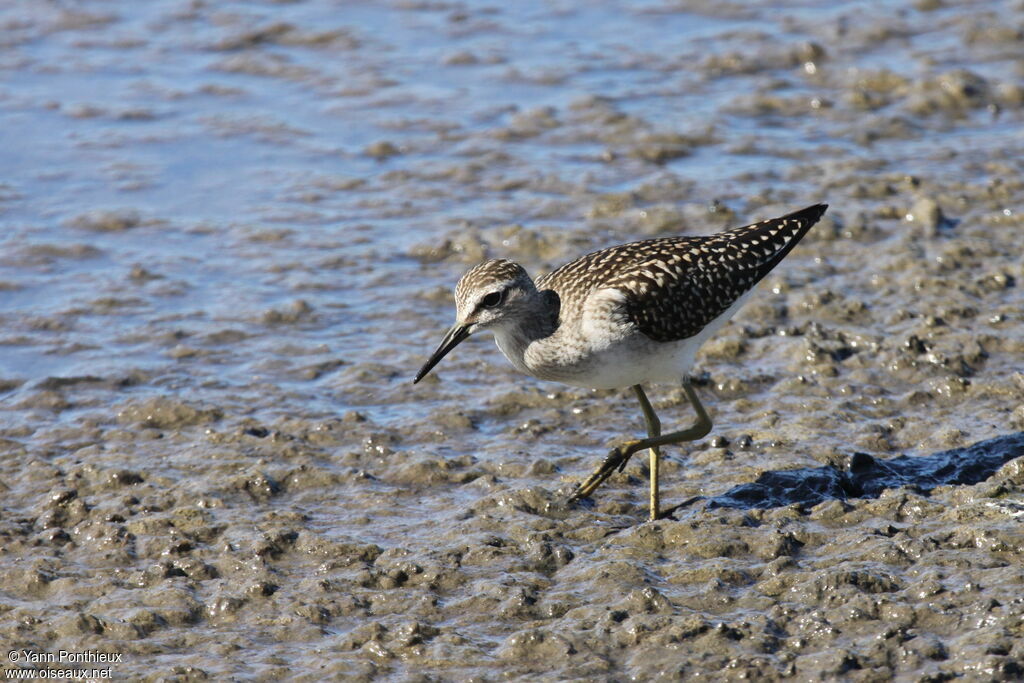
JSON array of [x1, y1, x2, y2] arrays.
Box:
[[569, 380, 712, 520], [634, 385, 662, 521]]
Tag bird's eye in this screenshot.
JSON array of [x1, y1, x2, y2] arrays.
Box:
[[481, 290, 504, 308]]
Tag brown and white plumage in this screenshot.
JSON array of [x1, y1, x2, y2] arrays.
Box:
[[414, 203, 827, 389]]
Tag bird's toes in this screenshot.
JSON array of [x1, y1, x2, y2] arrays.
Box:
[[566, 480, 590, 503], [567, 487, 594, 505]]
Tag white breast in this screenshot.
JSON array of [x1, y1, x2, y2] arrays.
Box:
[[519, 286, 757, 390]]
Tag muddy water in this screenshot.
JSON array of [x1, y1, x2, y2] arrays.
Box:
[[2, 0, 1023, 679]]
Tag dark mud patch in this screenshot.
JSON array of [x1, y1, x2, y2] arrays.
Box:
[[709, 432, 1024, 510]]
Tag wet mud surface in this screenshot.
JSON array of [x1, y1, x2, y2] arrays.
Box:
[[713, 433, 1024, 511], [2, 0, 1024, 679]]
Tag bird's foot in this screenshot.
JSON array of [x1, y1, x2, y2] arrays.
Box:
[[567, 440, 643, 503], [659, 496, 706, 519]]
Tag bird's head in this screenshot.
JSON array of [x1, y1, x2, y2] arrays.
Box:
[[414, 259, 535, 383]]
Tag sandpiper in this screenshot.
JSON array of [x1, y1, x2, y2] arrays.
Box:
[[414, 204, 828, 520]]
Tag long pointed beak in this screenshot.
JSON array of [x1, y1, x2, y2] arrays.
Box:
[[413, 324, 471, 384]]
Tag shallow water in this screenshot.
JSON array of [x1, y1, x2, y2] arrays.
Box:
[[2, 0, 1024, 679]]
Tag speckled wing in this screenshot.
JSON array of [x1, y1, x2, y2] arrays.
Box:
[[602, 204, 827, 343]]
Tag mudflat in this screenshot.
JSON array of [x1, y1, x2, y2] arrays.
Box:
[[1, 0, 1023, 679]]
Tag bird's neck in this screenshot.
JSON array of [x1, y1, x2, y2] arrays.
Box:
[[492, 290, 559, 372]]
